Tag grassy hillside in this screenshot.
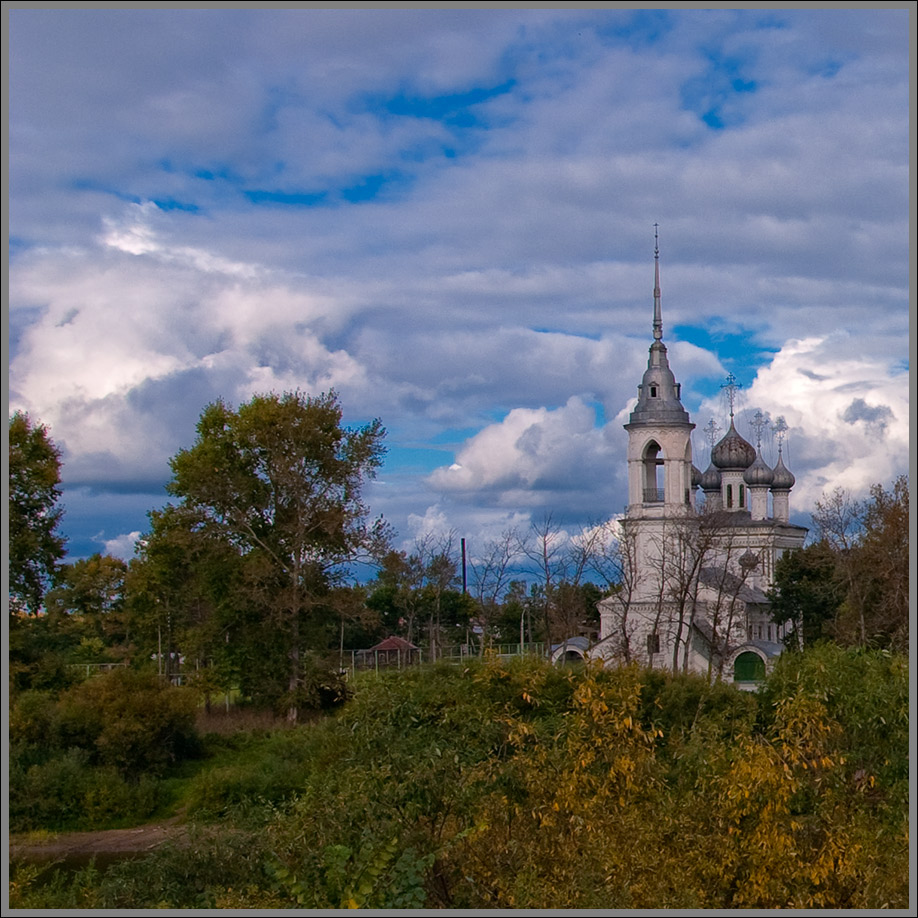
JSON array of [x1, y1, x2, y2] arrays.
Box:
[[9, 643, 909, 909]]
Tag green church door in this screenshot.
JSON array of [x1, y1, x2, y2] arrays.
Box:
[[734, 651, 765, 683]]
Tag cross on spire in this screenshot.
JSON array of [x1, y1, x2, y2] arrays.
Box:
[[772, 415, 788, 454], [652, 223, 662, 341], [702, 417, 722, 448], [721, 373, 742, 419], [749, 408, 770, 449]]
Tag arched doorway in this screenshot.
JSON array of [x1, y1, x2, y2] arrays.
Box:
[[733, 651, 765, 683]]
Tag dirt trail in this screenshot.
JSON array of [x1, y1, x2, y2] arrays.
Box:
[[10, 816, 189, 862]]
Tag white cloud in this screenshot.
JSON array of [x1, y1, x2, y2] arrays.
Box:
[[428, 396, 619, 508], [8, 9, 909, 557], [98, 530, 142, 561], [694, 334, 909, 518]]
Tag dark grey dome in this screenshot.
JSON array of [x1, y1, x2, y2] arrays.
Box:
[[771, 452, 795, 490], [712, 421, 756, 470], [700, 462, 722, 491], [739, 550, 760, 570], [743, 449, 774, 486], [691, 464, 703, 487]]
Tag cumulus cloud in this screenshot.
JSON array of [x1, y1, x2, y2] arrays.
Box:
[[428, 396, 622, 514], [694, 334, 909, 519], [98, 531, 142, 561], [8, 9, 909, 557]]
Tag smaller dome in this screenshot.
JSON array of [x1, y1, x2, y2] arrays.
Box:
[[771, 452, 795, 490], [691, 464, 703, 488], [712, 421, 756, 470], [700, 462, 722, 491], [743, 449, 774, 487], [739, 550, 760, 570]]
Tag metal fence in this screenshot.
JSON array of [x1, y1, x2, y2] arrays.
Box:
[[344, 642, 547, 675]]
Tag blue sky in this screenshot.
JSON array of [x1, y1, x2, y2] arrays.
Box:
[[7, 6, 912, 563]]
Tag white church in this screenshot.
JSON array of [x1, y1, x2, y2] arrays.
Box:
[[567, 235, 807, 687]]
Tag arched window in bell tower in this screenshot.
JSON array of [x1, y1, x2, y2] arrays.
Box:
[[643, 441, 664, 503]]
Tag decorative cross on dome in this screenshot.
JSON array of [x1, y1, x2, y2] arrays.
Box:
[[749, 409, 770, 449], [721, 373, 741, 419], [702, 417, 721, 448], [772, 416, 789, 454]]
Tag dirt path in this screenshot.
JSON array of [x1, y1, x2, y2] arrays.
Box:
[[9, 816, 190, 862]]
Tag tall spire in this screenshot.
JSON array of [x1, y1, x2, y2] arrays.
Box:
[[627, 224, 691, 429], [652, 223, 662, 340]]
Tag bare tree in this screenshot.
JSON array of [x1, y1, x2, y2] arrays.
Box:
[[584, 519, 642, 661], [467, 528, 520, 654], [517, 514, 568, 648], [412, 529, 462, 660]]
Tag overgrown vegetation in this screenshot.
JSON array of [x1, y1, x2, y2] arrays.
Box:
[[10, 646, 908, 909]]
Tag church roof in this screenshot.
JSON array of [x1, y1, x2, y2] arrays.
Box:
[[625, 230, 693, 430], [743, 448, 774, 486], [712, 420, 756, 470], [369, 635, 420, 652], [700, 461, 722, 490], [698, 566, 770, 604], [771, 450, 795, 490]]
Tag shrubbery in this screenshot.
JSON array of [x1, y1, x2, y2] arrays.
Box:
[[10, 648, 910, 909], [9, 668, 201, 831]]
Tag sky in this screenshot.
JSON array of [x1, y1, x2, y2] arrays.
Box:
[[7, 5, 912, 568]]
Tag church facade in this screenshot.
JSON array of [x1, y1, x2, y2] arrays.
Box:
[[590, 238, 807, 687]]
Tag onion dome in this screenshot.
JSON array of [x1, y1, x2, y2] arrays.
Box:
[[712, 420, 756, 470], [700, 461, 722, 491], [739, 550, 760, 571], [691, 464, 703, 488], [771, 451, 795, 490], [743, 449, 774, 487]]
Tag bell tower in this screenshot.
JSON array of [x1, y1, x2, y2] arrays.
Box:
[[623, 227, 696, 519]]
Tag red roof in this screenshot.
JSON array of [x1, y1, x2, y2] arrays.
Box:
[[369, 635, 420, 652]]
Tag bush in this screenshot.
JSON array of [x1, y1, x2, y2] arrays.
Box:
[[9, 751, 163, 832], [54, 668, 201, 779]]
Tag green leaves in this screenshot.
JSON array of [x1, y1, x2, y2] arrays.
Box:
[[9, 411, 66, 615], [162, 390, 389, 719]]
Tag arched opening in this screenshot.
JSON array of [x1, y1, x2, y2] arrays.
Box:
[[643, 441, 664, 502], [734, 651, 765, 683]]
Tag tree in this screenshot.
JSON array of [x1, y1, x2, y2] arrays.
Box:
[[44, 553, 130, 661], [770, 476, 908, 651], [166, 390, 388, 721], [851, 476, 908, 650], [467, 528, 520, 652], [768, 540, 844, 645], [126, 503, 244, 684], [586, 519, 641, 661], [366, 532, 467, 656], [9, 411, 67, 615]]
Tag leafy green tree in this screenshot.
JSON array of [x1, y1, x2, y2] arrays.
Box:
[[366, 538, 469, 654], [768, 540, 845, 645], [9, 411, 67, 615], [44, 554, 130, 658], [166, 390, 388, 720], [126, 503, 243, 685]]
